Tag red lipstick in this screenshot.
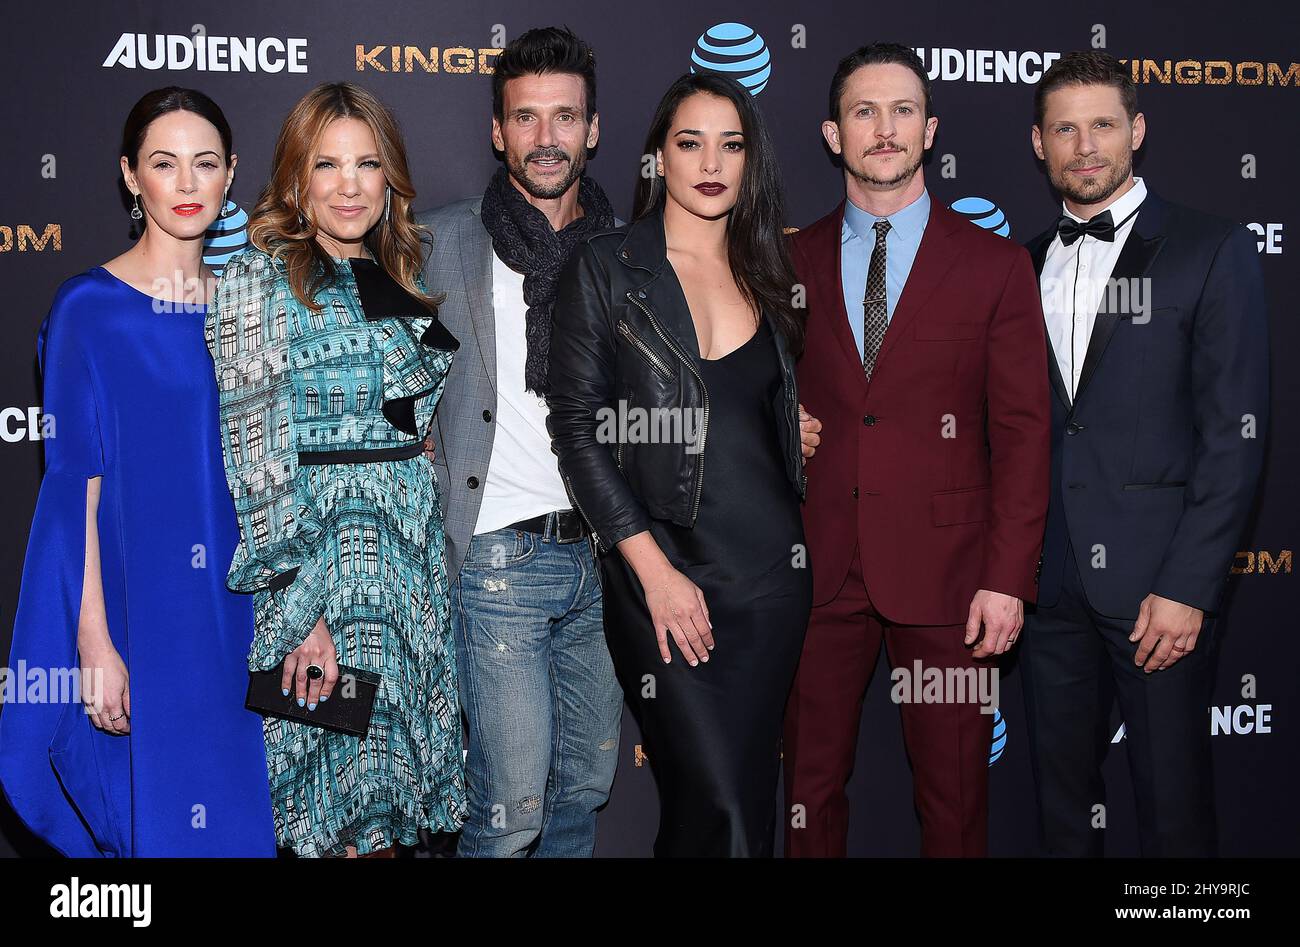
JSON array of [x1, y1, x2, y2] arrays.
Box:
[[693, 183, 727, 196]]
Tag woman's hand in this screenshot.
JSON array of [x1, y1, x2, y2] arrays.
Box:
[[282, 615, 339, 711], [642, 565, 714, 667], [616, 532, 715, 666], [423, 434, 436, 463], [78, 635, 130, 735], [78, 476, 129, 733]]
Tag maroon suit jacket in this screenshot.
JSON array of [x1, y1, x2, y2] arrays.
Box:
[[791, 198, 1051, 625]]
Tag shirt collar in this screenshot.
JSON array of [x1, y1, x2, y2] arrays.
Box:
[[1061, 175, 1147, 225], [843, 188, 930, 244]]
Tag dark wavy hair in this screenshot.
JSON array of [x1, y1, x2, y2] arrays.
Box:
[[491, 26, 597, 122], [633, 73, 804, 358]]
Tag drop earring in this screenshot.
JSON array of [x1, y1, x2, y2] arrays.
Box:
[[293, 186, 308, 229], [384, 186, 391, 222], [130, 194, 143, 220]]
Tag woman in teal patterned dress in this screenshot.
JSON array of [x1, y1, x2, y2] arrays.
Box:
[[207, 82, 464, 857]]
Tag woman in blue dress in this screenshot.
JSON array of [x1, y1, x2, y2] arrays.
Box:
[[207, 82, 465, 857], [0, 88, 276, 856]]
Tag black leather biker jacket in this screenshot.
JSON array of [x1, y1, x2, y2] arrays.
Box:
[[546, 205, 806, 552]]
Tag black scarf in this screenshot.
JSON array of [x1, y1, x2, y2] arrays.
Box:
[[480, 165, 616, 396]]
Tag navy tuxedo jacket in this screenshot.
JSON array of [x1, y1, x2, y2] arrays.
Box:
[[1024, 189, 1269, 619]]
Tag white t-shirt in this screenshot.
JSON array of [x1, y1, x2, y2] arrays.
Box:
[[472, 250, 574, 535], [1040, 176, 1147, 399]]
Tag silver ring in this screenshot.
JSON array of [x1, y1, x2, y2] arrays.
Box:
[[108, 713, 125, 722]]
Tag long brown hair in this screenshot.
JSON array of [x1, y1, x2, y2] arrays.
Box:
[[248, 82, 439, 312]]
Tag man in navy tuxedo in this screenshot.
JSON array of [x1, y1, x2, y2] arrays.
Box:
[[1021, 51, 1269, 857]]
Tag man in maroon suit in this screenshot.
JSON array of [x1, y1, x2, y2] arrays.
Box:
[[783, 42, 1050, 857]]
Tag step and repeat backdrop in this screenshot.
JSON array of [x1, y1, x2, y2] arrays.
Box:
[[1, 1, 1295, 856]]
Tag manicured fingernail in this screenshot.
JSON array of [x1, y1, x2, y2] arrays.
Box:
[[307, 702, 317, 711], [320, 694, 329, 702], [297, 697, 306, 707], [282, 688, 290, 696]]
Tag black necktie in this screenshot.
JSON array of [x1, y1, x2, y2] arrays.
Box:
[[862, 219, 891, 380], [1056, 210, 1116, 246]]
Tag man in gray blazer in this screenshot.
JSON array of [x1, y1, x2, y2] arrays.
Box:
[[416, 27, 623, 857]]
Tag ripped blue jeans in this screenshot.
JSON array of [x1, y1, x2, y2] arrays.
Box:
[[451, 526, 623, 857]]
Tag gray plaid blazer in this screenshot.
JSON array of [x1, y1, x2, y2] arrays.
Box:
[[416, 195, 622, 581]]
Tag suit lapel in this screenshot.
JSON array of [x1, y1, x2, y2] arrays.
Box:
[[1073, 195, 1167, 404], [1028, 228, 1073, 410], [804, 201, 867, 387], [461, 207, 497, 396]]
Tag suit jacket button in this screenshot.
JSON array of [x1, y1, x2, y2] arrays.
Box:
[[852, 487, 860, 498], [1065, 421, 1083, 435], [863, 414, 877, 426], [482, 409, 492, 422], [467, 476, 480, 489]]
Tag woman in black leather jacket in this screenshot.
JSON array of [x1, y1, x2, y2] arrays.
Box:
[[548, 72, 816, 857]]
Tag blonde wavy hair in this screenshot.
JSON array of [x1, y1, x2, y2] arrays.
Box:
[[248, 82, 440, 312]]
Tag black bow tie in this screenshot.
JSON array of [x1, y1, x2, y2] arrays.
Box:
[[1056, 210, 1116, 246]]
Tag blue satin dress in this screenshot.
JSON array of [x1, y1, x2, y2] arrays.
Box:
[[0, 267, 276, 857]]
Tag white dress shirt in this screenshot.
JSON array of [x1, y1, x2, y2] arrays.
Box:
[[1040, 176, 1147, 399], [472, 250, 574, 536]]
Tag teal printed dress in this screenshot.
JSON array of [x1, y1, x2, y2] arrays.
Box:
[[206, 247, 465, 856]]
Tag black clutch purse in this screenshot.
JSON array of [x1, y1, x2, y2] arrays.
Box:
[[245, 663, 380, 736]]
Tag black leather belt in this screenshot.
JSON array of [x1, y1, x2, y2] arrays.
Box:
[[506, 509, 588, 544]]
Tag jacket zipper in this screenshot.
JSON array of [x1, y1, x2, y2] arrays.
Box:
[[771, 326, 807, 500], [616, 320, 674, 380], [562, 472, 604, 551], [787, 373, 807, 499], [626, 291, 709, 524]]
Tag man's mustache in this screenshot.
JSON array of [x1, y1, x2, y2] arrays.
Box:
[[864, 144, 908, 156]]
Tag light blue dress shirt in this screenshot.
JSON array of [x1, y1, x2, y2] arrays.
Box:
[[840, 189, 931, 360]]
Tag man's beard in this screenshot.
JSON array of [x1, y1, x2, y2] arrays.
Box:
[[846, 143, 923, 188], [1051, 150, 1132, 206], [506, 146, 585, 200]]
